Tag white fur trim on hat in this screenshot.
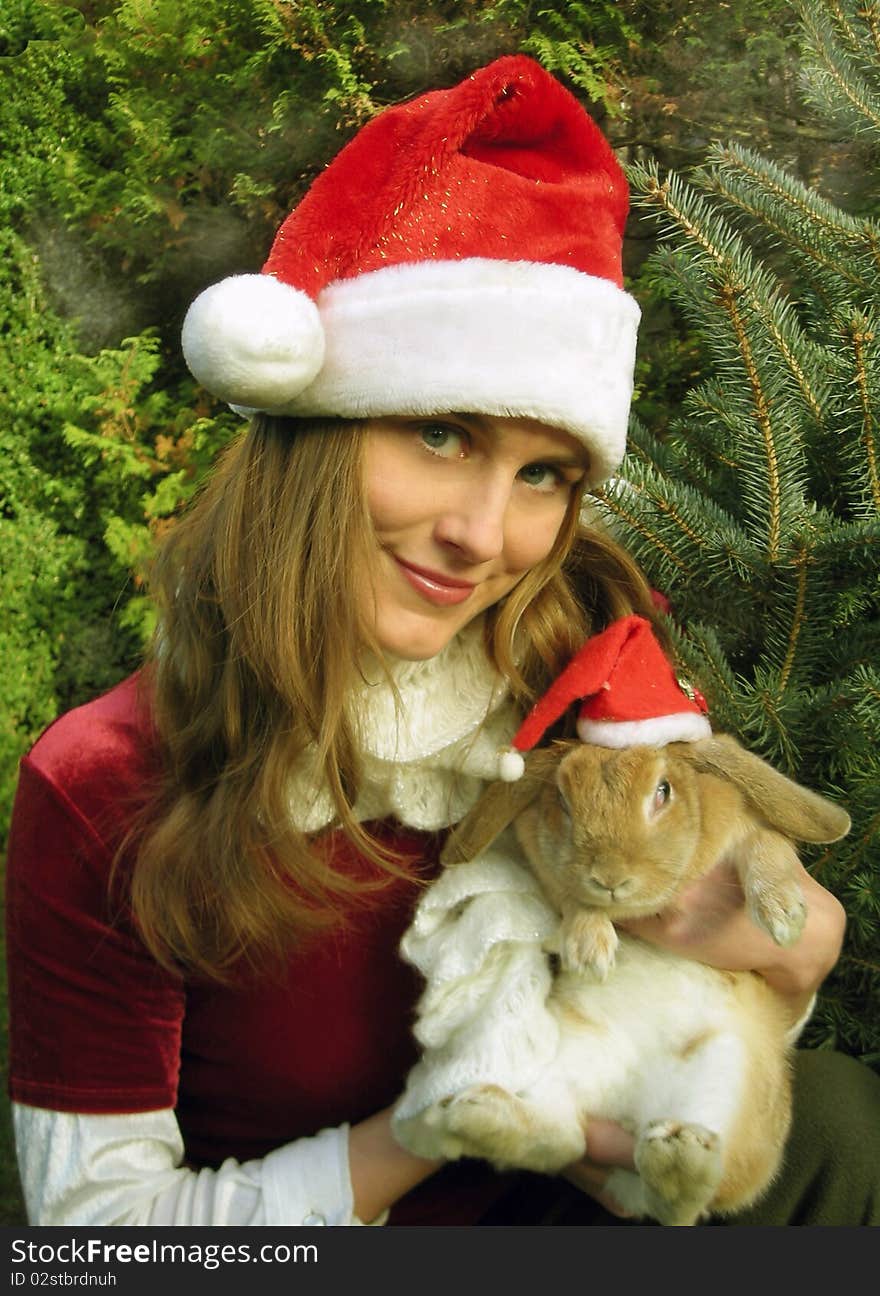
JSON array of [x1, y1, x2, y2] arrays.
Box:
[[181, 274, 325, 409], [577, 711, 713, 749], [266, 259, 640, 486]]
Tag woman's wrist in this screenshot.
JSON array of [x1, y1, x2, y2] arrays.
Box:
[[347, 1106, 443, 1224]]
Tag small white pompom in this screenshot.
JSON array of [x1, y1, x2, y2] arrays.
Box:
[[498, 749, 526, 782], [181, 273, 325, 409]]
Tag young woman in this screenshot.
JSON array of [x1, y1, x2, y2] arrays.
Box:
[[6, 55, 878, 1228]]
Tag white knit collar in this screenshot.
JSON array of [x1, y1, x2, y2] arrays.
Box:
[[351, 618, 510, 762], [288, 618, 520, 832]]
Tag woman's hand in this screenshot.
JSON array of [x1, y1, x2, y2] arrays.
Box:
[[618, 858, 846, 1024], [563, 1117, 638, 1217]]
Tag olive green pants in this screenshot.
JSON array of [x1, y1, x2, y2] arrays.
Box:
[[481, 1051, 880, 1227]]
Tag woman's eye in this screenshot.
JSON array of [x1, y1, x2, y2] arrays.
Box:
[[653, 780, 671, 811], [419, 422, 468, 458], [518, 462, 563, 493]]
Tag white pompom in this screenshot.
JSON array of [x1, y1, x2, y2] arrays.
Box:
[[181, 274, 325, 408], [498, 749, 526, 782]]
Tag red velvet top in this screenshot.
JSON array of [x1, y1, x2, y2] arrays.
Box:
[[5, 674, 510, 1223]]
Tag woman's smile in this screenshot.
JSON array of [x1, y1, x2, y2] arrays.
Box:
[[392, 557, 477, 607]]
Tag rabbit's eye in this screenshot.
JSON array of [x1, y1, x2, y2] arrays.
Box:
[[653, 780, 671, 810]]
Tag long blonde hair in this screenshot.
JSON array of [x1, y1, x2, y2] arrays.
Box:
[[130, 414, 658, 980]]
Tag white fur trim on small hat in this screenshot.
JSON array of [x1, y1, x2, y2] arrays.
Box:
[[498, 749, 526, 782], [577, 711, 713, 748], [266, 259, 640, 486], [181, 274, 325, 409]]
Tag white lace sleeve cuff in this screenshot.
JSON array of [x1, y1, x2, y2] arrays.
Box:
[[261, 1124, 356, 1225], [12, 1102, 370, 1227]]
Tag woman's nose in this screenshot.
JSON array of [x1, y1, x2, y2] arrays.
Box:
[[433, 476, 509, 564]]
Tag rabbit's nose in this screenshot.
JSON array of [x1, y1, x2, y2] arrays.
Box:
[[588, 875, 636, 901]]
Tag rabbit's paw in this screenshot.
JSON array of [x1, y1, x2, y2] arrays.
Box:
[[440, 1085, 585, 1173], [636, 1121, 723, 1227], [746, 876, 807, 948], [559, 909, 618, 979], [433, 1085, 529, 1166], [392, 1106, 468, 1162]]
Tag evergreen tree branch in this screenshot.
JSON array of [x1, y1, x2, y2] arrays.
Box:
[[589, 482, 693, 576], [717, 282, 783, 561], [861, 1, 880, 61], [847, 314, 880, 511], [633, 165, 830, 436], [799, 0, 880, 133], [702, 144, 880, 291], [840, 808, 880, 875], [679, 623, 744, 715], [634, 168, 731, 273], [701, 217, 830, 423], [778, 542, 809, 694], [821, 0, 875, 57], [707, 143, 872, 252]]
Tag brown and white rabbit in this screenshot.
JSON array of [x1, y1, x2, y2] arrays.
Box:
[[393, 736, 850, 1225]]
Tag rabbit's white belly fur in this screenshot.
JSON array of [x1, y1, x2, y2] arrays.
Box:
[[547, 936, 748, 1135]]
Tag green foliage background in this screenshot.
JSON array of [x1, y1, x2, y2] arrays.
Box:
[[1, 0, 876, 1224], [0, 0, 817, 837]]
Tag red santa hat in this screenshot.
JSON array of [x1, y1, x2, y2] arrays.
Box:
[[498, 615, 710, 781], [181, 55, 640, 486]]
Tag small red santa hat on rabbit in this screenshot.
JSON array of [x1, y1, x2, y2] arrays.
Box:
[[499, 614, 711, 781]]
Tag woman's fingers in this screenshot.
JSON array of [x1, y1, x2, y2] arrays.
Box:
[[561, 1117, 637, 1217], [562, 1159, 635, 1218], [583, 1116, 636, 1167]]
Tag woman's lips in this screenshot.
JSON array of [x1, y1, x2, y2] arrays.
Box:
[[393, 557, 476, 607]]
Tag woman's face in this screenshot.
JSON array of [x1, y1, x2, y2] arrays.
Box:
[[362, 413, 589, 660]]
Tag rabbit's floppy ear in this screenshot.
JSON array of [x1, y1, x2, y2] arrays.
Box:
[[441, 745, 563, 865], [681, 734, 851, 842]]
